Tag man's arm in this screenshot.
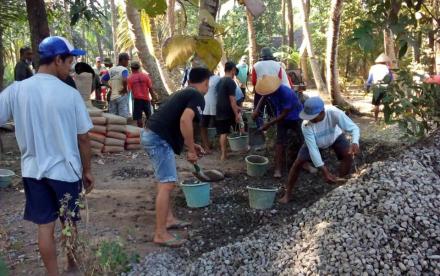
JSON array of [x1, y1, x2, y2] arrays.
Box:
[[229, 95, 240, 122], [14, 63, 28, 81], [180, 108, 198, 163], [261, 108, 290, 130], [0, 85, 14, 126], [121, 70, 129, 94], [336, 110, 360, 155], [77, 133, 94, 193]]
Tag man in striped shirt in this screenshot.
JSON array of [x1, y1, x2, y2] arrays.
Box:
[[279, 97, 360, 204]]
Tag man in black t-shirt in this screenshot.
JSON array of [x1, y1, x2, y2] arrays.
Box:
[[141, 67, 211, 247], [216, 61, 241, 161]]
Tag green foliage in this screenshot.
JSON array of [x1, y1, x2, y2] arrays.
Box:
[[382, 70, 440, 137], [131, 0, 167, 16], [96, 239, 134, 274], [162, 35, 222, 70], [273, 46, 300, 68]]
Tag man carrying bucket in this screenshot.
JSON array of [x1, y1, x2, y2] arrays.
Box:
[[141, 68, 211, 247], [279, 97, 360, 204]]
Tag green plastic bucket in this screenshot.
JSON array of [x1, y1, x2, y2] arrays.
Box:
[[207, 127, 217, 139], [0, 169, 15, 188], [227, 133, 248, 151], [247, 186, 278, 210], [181, 182, 211, 208], [245, 155, 269, 177]]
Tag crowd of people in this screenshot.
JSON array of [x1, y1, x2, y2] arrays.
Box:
[[1, 35, 439, 275]]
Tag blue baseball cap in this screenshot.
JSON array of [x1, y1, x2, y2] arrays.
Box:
[[299, 97, 325, 120], [39, 36, 86, 59]]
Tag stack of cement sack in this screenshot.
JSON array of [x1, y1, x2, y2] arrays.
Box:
[[88, 107, 107, 156], [126, 125, 142, 150], [103, 113, 127, 153], [86, 107, 143, 155]]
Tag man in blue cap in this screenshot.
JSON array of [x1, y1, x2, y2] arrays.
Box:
[[279, 97, 360, 203], [0, 36, 94, 275]]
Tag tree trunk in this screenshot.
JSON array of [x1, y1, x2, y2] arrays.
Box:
[[195, 0, 220, 68], [110, 0, 119, 63], [326, 0, 346, 106], [126, 3, 170, 100], [0, 28, 4, 90], [434, 0, 440, 74], [286, 0, 295, 50], [383, 28, 398, 68], [412, 31, 422, 63], [281, 0, 286, 45], [299, 0, 327, 94], [95, 31, 104, 59], [25, 0, 50, 68], [149, 18, 178, 91], [246, 9, 258, 66], [167, 0, 176, 37]]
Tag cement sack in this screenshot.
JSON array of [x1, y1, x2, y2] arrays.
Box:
[[74, 72, 93, 102], [107, 124, 127, 133], [90, 140, 104, 150], [126, 144, 142, 150], [91, 117, 107, 125], [105, 137, 125, 147], [103, 113, 127, 125], [91, 148, 103, 157], [89, 132, 106, 143], [107, 131, 127, 140], [87, 106, 103, 117], [126, 125, 142, 138], [126, 137, 141, 144], [103, 145, 124, 153], [91, 125, 107, 134]]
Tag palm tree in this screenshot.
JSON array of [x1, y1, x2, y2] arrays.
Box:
[[25, 0, 50, 67], [298, 0, 327, 94], [125, 1, 170, 100], [110, 0, 119, 63], [286, 0, 294, 50], [246, 9, 258, 66], [326, 0, 346, 105], [194, 0, 220, 67], [167, 0, 176, 37]]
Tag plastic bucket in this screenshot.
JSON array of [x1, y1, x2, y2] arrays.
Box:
[[227, 134, 248, 151], [244, 111, 256, 128], [245, 155, 269, 177], [0, 169, 15, 188], [247, 186, 278, 210], [207, 127, 217, 139], [248, 127, 266, 148], [180, 182, 211, 208]]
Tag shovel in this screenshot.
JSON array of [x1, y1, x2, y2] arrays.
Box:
[[192, 163, 224, 182]]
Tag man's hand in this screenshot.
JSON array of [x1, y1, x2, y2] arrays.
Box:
[[235, 113, 241, 124], [321, 166, 337, 184], [194, 144, 206, 157], [348, 143, 360, 156], [82, 171, 94, 194], [187, 151, 198, 164]]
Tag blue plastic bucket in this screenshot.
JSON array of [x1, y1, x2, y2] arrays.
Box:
[[181, 182, 211, 208], [0, 169, 15, 188], [247, 186, 278, 210]]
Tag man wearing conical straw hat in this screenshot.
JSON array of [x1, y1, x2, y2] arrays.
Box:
[[365, 53, 394, 122]]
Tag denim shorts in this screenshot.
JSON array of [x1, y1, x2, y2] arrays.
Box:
[[109, 94, 130, 118], [297, 134, 350, 162], [23, 178, 82, 224], [141, 130, 178, 183]]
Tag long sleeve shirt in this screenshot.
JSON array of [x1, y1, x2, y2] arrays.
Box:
[[302, 106, 360, 168]]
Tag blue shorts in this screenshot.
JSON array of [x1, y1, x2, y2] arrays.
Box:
[[141, 130, 178, 183], [109, 94, 130, 118], [297, 134, 350, 162], [23, 178, 82, 225]]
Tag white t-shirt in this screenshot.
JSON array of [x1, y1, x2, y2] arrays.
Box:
[[253, 60, 291, 87], [203, 75, 221, 116], [302, 106, 360, 167], [0, 73, 93, 182], [367, 64, 391, 84]]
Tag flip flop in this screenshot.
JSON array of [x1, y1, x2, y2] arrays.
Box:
[[154, 236, 187, 248], [166, 220, 192, 230]]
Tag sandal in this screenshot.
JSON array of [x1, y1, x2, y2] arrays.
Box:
[[154, 236, 187, 248], [166, 220, 192, 230]]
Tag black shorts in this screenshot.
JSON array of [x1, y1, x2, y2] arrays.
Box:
[[297, 134, 350, 162], [372, 87, 386, 106], [276, 119, 303, 145], [215, 118, 235, 134], [133, 99, 151, 120], [201, 115, 216, 128], [23, 178, 82, 224]]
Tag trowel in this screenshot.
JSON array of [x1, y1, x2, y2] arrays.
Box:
[[192, 163, 224, 182]]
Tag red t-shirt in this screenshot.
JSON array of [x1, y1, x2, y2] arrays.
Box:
[[128, 71, 153, 101]]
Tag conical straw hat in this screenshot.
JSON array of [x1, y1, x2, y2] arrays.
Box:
[[255, 75, 282, 96], [375, 53, 391, 63]]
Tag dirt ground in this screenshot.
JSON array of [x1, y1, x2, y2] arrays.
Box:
[[0, 95, 409, 275]]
